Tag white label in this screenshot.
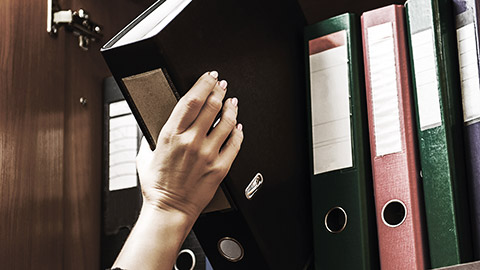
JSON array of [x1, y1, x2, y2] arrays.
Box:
[[309, 31, 353, 175], [109, 113, 138, 191], [367, 22, 402, 156], [411, 29, 442, 130], [456, 23, 480, 123]]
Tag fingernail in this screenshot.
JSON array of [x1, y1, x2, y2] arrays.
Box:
[[237, 123, 243, 131], [231, 97, 238, 107], [209, 71, 218, 79], [219, 80, 228, 90]]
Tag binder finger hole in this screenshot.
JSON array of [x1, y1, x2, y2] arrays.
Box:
[[218, 237, 244, 262], [174, 249, 196, 270], [324, 206, 347, 234], [382, 199, 407, 227]]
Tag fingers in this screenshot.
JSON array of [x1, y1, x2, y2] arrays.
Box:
[[165, 71, 218, 132], [190, 79, 228, 135], [207, 97, 238, 151], [217, 124, 244, 170]]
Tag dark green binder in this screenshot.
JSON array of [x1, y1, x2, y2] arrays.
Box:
[[305, 13, 379, 270], [405, 0, 473, 267]]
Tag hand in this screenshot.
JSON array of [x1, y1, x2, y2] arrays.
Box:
[[136, 71, 244, 223], [113, 71, 243, 270]]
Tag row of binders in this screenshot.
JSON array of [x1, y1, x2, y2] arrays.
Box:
[[305, 0, 480, 269], [101, 0, 480, 268]]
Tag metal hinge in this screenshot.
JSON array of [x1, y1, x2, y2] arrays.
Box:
[[47, 0, 103, 50]]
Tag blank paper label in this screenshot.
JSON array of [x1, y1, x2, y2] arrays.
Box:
[[411, 29, 442, 130], [122, 68, 178, 148], [367, 22, 402, 157], [109, 102, 138, 191], [456, 23, 480, 124], [309, 30, 353, 175]]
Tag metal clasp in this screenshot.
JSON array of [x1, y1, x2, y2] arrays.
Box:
[[245, 173, 263, 200]]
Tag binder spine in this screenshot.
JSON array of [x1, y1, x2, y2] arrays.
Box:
[[362, 5, 427, 270], [453, 0, 480, 260], [101, 38, 176, 150], [193, 210, 269, 269], [465, 124, 480, 259], [406, 0, 472, 267], [306, 13, 378, 270]]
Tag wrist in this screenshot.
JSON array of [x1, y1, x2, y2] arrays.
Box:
[[139, 202, 195, 239], [141, 190, 202, 223]]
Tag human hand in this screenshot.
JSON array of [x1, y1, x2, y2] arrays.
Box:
[[136, 71, 243, 223]]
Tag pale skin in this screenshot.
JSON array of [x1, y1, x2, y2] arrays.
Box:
[[112, 71, 244, 270]]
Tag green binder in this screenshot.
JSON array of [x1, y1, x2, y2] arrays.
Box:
[[305, 13, 379, 270], [405, 0, 473, 267]]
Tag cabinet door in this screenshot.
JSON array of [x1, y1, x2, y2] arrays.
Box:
[[0, 0, 145, 268], [0, 1, 66, 268]]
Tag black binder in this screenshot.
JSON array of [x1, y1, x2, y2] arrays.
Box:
[[102, 77, 143, 269], [101, 1, 313, 269], [175, 231, 208, 270]]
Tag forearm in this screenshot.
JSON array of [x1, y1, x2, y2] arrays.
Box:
[[112, 204, 195, 270]]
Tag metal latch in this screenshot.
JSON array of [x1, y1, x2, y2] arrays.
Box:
[[245, 173, 263, 200], [47, 0, 103, 50]]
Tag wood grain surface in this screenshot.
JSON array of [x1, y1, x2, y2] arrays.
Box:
[[0, 0, 147, 268], [0, 0, 66, 268]]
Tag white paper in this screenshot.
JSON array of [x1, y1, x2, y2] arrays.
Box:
[[367, 22, 402, 156], [411, 29, 443, 130], [456, 23, 480, 124], [109, 114, 138, 191], [110, 100, 131, 117], [309, 31, 353, 175]]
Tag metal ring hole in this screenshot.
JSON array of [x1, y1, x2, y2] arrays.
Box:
[[174, 249, 196, 270], [382, 200, 407, 228], [324, 206, 347, 234], [217, 237, 244, 262]]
